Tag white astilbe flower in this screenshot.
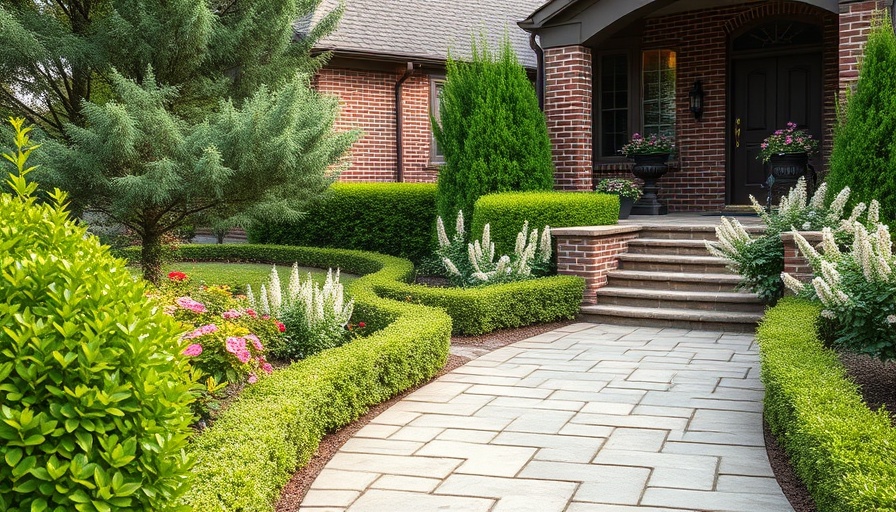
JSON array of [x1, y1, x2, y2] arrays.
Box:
[[876, 223, 893, 261], [472, 271, 490, 282], [515, 221, 529, 255], [779, 178, 808, 216], [268, 265, 283, 315], [819, 260, 841, 289], [455, 210, 465, 239], [246, 284, 256, 309], [442, 257, 461, 277], [887, 315, 896, 325], [820, 227, 841, 260], [495, 255, 511, 275], [827, 186, 852, 223], [781, 272, 806, 294], [749, 194, 772, 224], [482, 224, 492, 258], [868, 200, 881, 225], [704, 241, 729, 259], [853, 223, 876, 280], [260, 283, 271, 315], [538, 226, 552, 263], [288, 263, 302, 307], [821, 309, 836, 320], [468, 242, 483, 274], [436, 216, 450, 247], [808, 182, 828, 209], [792, 230, 821, 262], [812, 277, 839, 307]]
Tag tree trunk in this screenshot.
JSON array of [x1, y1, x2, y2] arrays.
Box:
[[141, 231, 164, 285]]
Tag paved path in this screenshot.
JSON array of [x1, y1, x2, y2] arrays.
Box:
[[299, 323, 793, 512]]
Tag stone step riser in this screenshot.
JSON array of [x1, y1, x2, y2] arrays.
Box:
[[625, 244, 711, 256], [578, 312, 757, 333], [618, 260, 734, 274], [606, 276, 741, 293], [594, 294, 766, 314], [636, 229, 719, 241]]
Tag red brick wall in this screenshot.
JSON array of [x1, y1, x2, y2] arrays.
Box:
[[553, 226, 641, 304], [543, 46, 593, 191], [839, 1, 890, 90], [315, 66, 438, 183]]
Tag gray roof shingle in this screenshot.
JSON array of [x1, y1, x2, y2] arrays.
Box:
[[301, 0, 546, 69]]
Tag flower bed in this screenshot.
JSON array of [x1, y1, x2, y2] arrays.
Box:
[[758, 298, 896, 511]]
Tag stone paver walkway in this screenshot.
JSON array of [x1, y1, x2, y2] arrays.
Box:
[[300, 323, 793, 512]]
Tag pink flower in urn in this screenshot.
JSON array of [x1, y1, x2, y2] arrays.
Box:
[[182, 344, 203, 357], [248, 373, 258, 384], [785, 136, 793, 145]]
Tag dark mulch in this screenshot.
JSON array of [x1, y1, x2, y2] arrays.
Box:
[[271, 320, 895, 512]]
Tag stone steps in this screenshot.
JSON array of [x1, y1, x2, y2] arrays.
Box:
[[594, 287, 765, 314], [626, 238, 712, 256], [604, 270, 743, 292], [580, 304, 763, 333], [616, 253, 732, 274]]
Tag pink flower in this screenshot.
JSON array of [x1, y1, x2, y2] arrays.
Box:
[[358, 322, 366, 328], [246, 309, 257, 318], [225, 336, 247, 354], [168, 271, 188, 282], [785, 136, 793, 144], [246, 334, 264, 351], [247, 373, 258, 384], [175, 297, 207, 314], [774, 130, 783, 136], [236, 349, 251, 364], [183, 323, 218, 339], [222, 309, 242, 320], [182, 344, 203, 357], [262, 314, 270, 320], [261, 362, 273, 374], [277, 322, 286, 333]]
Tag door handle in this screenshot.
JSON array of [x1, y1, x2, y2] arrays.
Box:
[[735, 118, 741, 148]]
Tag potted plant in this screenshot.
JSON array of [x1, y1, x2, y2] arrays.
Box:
[[758, 122, 819, 179], [595, 178, 643, 219], [620, 133, 675, 215]]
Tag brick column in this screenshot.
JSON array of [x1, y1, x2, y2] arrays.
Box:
[[781, 231, 824, 287], [552, 226, 641, 304], [839, 1, 889, 92], [543, 46, 593, 192]]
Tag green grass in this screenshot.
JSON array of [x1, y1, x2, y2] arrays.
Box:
[[132, 262, 357, 293]]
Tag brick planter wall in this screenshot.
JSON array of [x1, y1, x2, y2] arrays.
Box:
[[781, 231, 824, 285], [552, 225, 641, 304]]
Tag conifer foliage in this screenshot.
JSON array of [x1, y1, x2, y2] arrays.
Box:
[[433, 35, 554, 220], [826, 14, 896, 225], [0, 0, 355, 284]]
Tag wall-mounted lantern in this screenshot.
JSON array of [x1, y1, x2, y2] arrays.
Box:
[[689, 80, 704, 120]]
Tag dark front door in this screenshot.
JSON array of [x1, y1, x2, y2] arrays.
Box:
[[731, 53, 822, 204]]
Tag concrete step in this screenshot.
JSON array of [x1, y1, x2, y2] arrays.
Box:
[[594, 287, 765, 314], [637, 224, 765, 241], [579, 304, 762, 333], [626, 238, 713, 256], [617, 253, 733, 274], [606, 270, 742, 293]]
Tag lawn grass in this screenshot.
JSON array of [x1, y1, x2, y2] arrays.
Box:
[[135, 262, 357, 293]]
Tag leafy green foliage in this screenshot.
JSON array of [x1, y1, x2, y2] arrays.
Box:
[[0, 119, 195, 511], [433, 34, 554, 220], [139, 246, 451, 511], [826, 14, 896, 228], [758, 299, 896, 512], [471, 191, 620, 255], [249, 183, 438, 263]]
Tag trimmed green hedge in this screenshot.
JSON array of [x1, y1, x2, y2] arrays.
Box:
[[471, 191, 619, 254], [758, 298, 896, 512], [144, 244, 452, 511], [247, 182, 437, 262], [378, 276, 585, 335]]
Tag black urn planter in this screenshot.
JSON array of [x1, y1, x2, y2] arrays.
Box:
[[618, 196, 635, 219], [629, 153, 670, 215], [768, 152, 809, 179]]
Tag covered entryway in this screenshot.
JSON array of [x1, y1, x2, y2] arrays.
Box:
[[730, 20, 824, 204]]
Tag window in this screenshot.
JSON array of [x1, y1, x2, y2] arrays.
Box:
[[598, 54, 629, 158], [641, 49, 676, 138], [430, 78, 445, 165]]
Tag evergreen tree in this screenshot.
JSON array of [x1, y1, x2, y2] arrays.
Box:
[[826, 14, 896, 224], [0, 0, 354, 283], [433, 34, 554, 220]]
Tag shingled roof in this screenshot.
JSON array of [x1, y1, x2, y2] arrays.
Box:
[[298, 0, 546, 69]]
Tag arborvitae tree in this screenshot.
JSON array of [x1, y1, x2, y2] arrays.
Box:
[[0, 0, 353, 284], [433, 35, 554, 220], [826, 14, 896, 224]]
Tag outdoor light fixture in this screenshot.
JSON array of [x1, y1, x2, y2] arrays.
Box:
[[689, 80, 704, 120]]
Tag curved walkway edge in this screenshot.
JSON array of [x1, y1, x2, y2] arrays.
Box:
[[298, 323, 793, 512]]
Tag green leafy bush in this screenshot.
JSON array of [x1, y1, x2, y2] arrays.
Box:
[[156, 245, 451, 511], [758, 298, 896, 511], [827, 14, 896, 227], [0, 119, 195, 511], [433, 34, 554, 220], [248, 182, 437, 262], [471, 191, 619, 254]]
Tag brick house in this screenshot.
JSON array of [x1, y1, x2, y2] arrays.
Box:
[[520, 0, 895, 211], [302, 0, 544, 184]]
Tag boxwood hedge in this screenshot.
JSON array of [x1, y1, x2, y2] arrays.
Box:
[[470, 191, 619, 254], [758, 298, 896, 512], [246, 183, 437, 262]]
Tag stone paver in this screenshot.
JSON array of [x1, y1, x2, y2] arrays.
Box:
[[301, 324, 793, 511]]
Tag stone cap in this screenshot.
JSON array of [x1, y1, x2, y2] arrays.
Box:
[[551, 225, 642, 237]]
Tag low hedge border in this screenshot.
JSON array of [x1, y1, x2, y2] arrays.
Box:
[[377, 276, 585, 335], [757, 298, 896, 512], [134, 244, 453, 511]]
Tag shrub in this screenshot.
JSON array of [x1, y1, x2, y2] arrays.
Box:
[[0, 118, 195, 511], [247, 182, 437, 262], [758, 298, 896, 511], [436, 211, 552, 286], [162, 245, 451, 511], [827, 14, 896, 227], [253, 264, 354, 360], [433, 34, 554, 220], [471, 191, 619, 254]]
